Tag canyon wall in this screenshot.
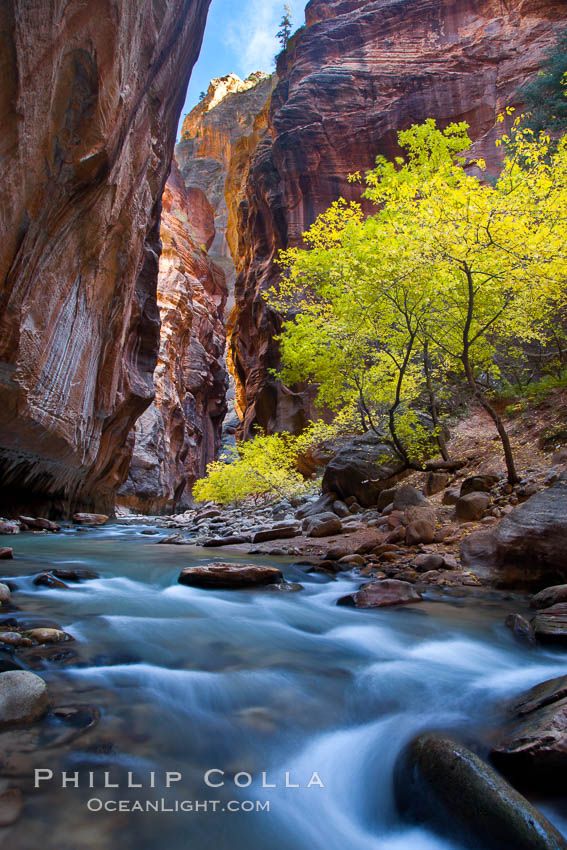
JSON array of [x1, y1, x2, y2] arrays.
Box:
[[229, 0, 565, 440], [0, 0, 211, 515], [118, 162, 227, 514], [176, 72, 277, 310]]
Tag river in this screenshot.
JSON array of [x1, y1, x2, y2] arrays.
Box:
[[2, 523, 567, 849]]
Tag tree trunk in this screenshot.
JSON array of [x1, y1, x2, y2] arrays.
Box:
[[423, 339, 450, 461], [460, 263, 519, 486]]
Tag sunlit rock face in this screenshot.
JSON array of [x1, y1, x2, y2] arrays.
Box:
[[229, 0, 564, 440], [0, 0, 211, 515], [176, 72, 277, 312], [118, 162, 228, 514]]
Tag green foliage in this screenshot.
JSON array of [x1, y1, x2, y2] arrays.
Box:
[[268, 117, 567, 480], [276, 4, 292, 51], [193, 417, 361, 506], [502, 368, 567, 415], [518, 30, 567, 136]]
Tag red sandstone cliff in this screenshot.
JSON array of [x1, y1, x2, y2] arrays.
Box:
[[0, 0, 211, 515], [118, 162, 227, 514], [229, 0, 565, 440]]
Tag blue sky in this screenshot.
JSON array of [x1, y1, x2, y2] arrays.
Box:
[[179, 0, 307, 136]]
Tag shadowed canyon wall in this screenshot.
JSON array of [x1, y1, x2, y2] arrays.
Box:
[[0, 0, 211, 515], [228, 0, 565, 440], [117, 162, 227, 514]]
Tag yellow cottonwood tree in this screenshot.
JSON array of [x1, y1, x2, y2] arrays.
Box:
[[269, 118, 567, 483]]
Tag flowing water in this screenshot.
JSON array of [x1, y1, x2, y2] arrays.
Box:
[[2, 524, 567, 850]]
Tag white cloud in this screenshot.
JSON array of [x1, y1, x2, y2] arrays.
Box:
[[226, 0, 306, 76]]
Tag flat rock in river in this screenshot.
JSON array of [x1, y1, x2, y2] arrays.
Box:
[[491, 675, 567, 790], [178, 563, 283, 589], [337, 579, 423, 608], [531, 603, 567, 645]]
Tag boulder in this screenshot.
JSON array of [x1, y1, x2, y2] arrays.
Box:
[[337, 554, 365, 567], [404, 504, 436, 526], [442, 488, 460, 506], [531, 604, 567, 645], [178, 563, 282, 589], [456, 492, 491, 521], [157, 534, 190, 545], [0, 583, 11, 605], [51, 568, 99, 582], [491, 675, 567, 790], [0, 548, 14, 559], [72, 513, 109, 526], [202, 535, 251, 547], [395, 733, 567, 850], [33, 573, 68, 589], [27, 628, 74, 644], [505, 614, 536, 646], [0, 522, 19, 535], [332, 500, 350, 518], [531, 585, 567, 610], [393, 485, 428, 511], [0, 633, 33, 648], [377, 488, 396, 510], [337, 579, 423, 608], [295, 493, 337, 520], [322, 433, 407, 507], [0, 788, 24, 827], [405, 519, 435, 545], [324, 546, 351, 561], [424, 471, 451, 496], [0, 671, 49, 728], [460, 474, 499, 496], [460, 479, 567, 588], [412, 553, 445, 572], [303, 513, 343, 538], [18, 516, 60, 532], [252, 525, 300, 543]]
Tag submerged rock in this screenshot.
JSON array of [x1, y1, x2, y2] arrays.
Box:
[[505, 614, 536, 646], [33, 573, 68, 589], [0, 671, 49, 728], [178, 563, 282, 589], [0, 583, 11, 604], [0, 548, 14, 560], [337, 579, 423, 608], [491, 676, 567, 791], [0, 788, 24, 826], [27, 628, 74, 645], [394, 733, 567, 850]]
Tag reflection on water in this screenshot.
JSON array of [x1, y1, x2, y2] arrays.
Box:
[[2, 524, 567, 850]]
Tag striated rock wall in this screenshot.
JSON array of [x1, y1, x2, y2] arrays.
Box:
[[229, 0, 565, 440], [0, 0, 211, 515], [118, 161, 228, 514]]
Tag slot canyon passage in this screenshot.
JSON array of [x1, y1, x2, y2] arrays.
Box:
[[2, 1, 567, 848]]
